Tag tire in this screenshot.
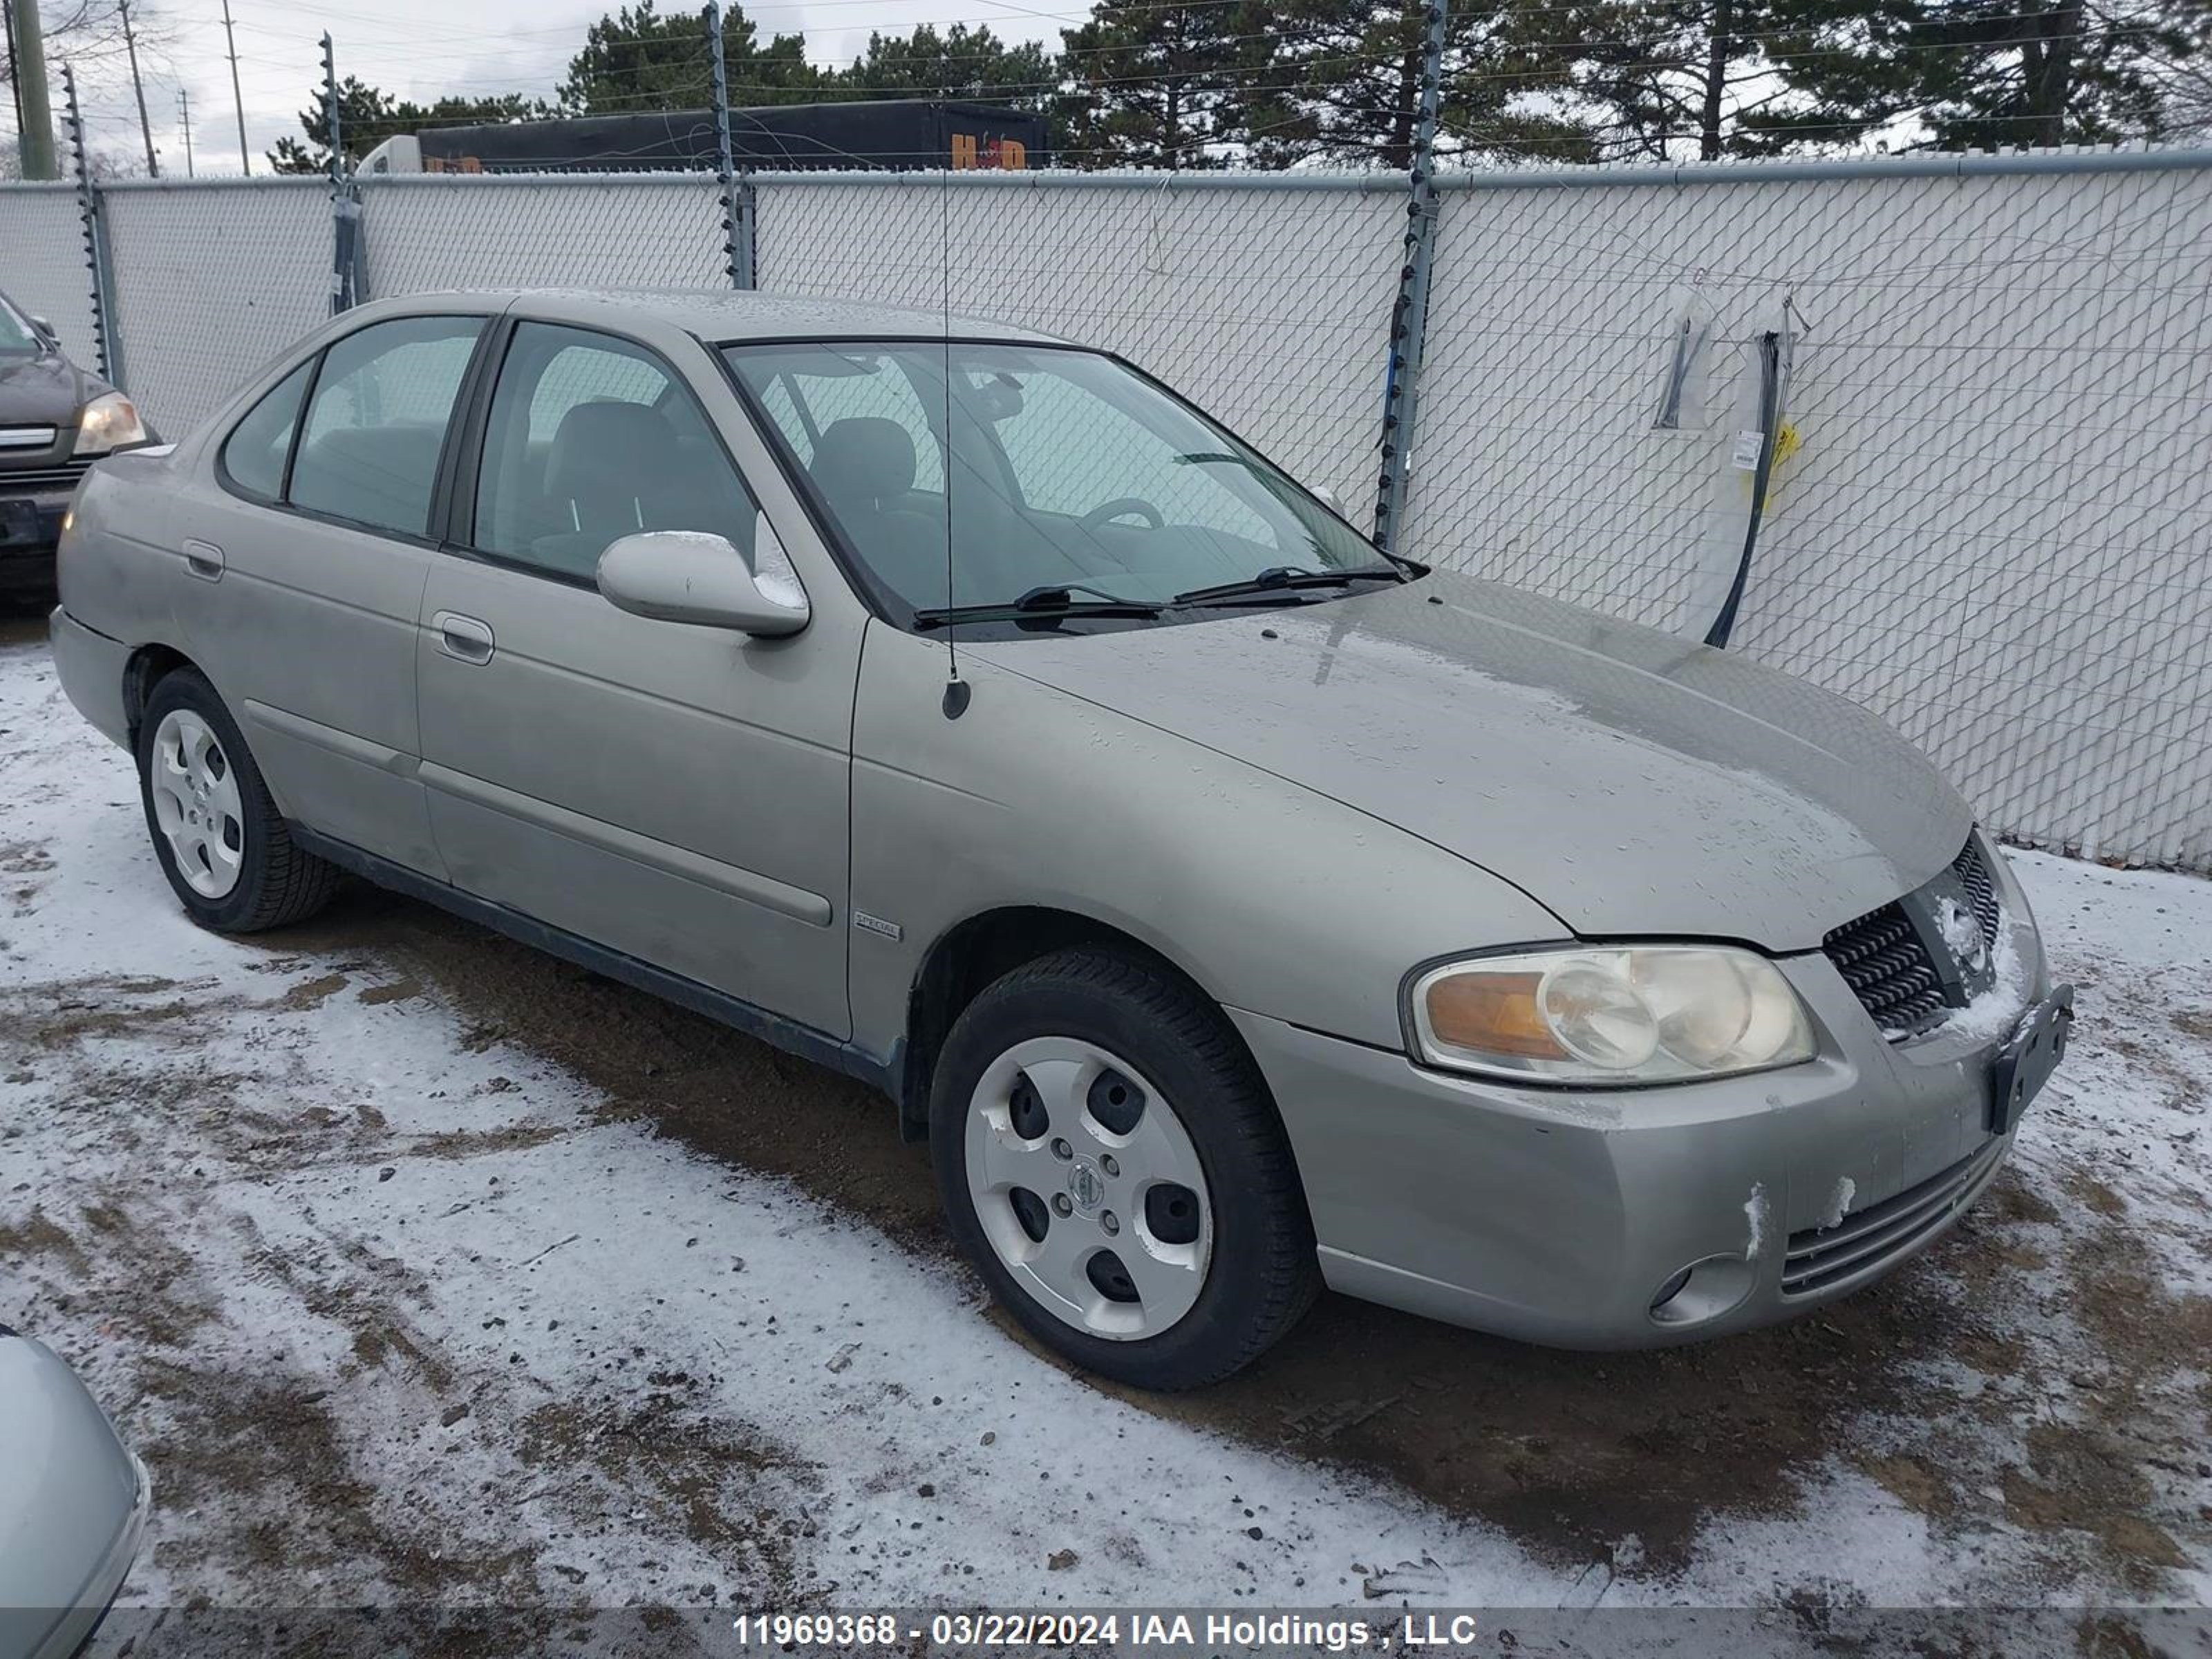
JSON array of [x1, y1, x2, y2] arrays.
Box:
[[135, 667, 341, 932], [930, 947, 1319, 1390]]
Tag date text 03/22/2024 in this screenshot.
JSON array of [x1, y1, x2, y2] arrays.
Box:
[[729, 1613, 1488, 1651]]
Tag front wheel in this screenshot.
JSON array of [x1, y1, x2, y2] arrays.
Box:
[[930, 948, 1318, 1389]]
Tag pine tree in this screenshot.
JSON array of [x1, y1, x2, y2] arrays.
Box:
[[558, 0, 823, 115], [845, 23, 1059, 107], [1564, 0, 2205, 159], [270, 79, 547, 173], [1060, 0, 1257, 167], [1774, 0, 2199, 150], [1262, 0, 1592, 169]]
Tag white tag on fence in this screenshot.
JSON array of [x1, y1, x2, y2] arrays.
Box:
[[1730, 429, 1765, 470]]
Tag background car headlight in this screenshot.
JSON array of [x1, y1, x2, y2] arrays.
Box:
[[1408, 945, 1816, 1084], [71, 392, 147, 457]]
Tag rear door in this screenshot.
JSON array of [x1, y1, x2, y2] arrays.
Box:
[[414, 318, 859, 1039], [177, 312, 488, 876]]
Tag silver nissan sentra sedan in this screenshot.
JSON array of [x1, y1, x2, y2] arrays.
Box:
[[48, 290, 2074, 1389]]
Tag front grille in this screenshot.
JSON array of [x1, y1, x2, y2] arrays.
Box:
[[1782, 1139, 2003, 1295], [0, 458, 89, 493], [1951, 836, 2000, 944], [1822, 901, 1947, 1035], [1822, 835, 2003, 1039]]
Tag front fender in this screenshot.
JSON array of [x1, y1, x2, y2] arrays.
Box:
[[847, 624, 1565, 1063]]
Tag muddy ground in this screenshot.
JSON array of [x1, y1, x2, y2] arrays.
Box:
[[3, 604, 2209, 1651]]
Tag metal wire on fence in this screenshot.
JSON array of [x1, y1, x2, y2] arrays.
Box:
[[3, 147, 2208, 870]]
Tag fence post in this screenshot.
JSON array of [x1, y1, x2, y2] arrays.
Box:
[[1371, 1, 1447, 554], [705, 0, 755, 288], [323, 32, 366, 312], [60, 64, 126, 392]]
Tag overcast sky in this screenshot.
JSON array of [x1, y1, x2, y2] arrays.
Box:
[[16, 0, 1069, 177]]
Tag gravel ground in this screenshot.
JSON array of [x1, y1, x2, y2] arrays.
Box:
[[1, 615, 2208, 1654]]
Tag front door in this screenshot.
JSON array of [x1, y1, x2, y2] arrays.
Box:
[[415, 320, 855, 1039]]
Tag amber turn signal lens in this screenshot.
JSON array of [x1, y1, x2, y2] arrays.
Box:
[[1423, 970, 1566, 1060]]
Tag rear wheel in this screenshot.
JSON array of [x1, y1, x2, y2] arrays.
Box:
[[930, 948, 1318, 1389], [135, 668, 340, 932]]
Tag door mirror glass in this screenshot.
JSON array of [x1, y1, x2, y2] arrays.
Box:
[[597, 529, 809, 637], [30, 316, 55, 341]]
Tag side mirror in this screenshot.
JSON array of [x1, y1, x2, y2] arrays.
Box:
[[597, 526, 809, 637], [1310, 485, 1342, 512], [30, 316, 56, 343]]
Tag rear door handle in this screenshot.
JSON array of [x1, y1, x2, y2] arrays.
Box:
[[433, 610, 495, 665], [180, 539, 225, 582]]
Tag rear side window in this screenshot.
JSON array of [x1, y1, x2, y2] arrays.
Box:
[[219, 360, 313, 502], [288, 316, 483, 538]]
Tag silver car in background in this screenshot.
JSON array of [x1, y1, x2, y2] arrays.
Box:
[[0, 1328, 148, 1659], [48, 290, 2073, 1389]]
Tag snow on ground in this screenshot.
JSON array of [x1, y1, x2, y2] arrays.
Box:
[[1, 629, 2207, 1651]]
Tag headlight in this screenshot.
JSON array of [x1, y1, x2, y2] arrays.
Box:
[[1407, 945, 1816, 1085], [71, 391, 147, 457]]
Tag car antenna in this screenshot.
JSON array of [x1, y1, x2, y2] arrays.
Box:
[[937, 157, 971, 721]]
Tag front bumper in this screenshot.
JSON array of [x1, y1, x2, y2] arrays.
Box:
[[0, 487, 69, 594], [1235, 855, 2054, 1350]]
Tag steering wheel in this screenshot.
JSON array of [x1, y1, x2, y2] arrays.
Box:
[[1080, 496, 1165, 532]]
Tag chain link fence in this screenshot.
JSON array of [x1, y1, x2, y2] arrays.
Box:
[[99, 178, 335, 435], [0, 182, 102, 369], [753, 174, 1405, 512], [2, 151, 2207, 869], [1408, 157, 2212, 870], [364, 174, 729, 297]]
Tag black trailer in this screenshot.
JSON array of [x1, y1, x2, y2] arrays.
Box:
[[415, 99, 1047, 174]]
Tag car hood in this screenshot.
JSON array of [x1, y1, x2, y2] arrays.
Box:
[[0, 349, 91, 427], [971, 570, 1970, 951]]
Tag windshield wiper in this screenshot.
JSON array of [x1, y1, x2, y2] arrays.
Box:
[[1171, 565, 1405, 606], [914, 583, 1163, 630]]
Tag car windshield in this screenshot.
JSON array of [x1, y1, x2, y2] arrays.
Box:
[[0, 297, 42, 356], [722, 340, 1390, 624]]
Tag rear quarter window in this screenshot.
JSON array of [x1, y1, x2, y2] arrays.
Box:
[[218, 360, 315, 502]]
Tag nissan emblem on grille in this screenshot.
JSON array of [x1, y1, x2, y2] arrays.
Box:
[[1936, 895, 1988, 975]]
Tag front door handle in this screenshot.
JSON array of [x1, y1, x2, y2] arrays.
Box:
[[180, 539, 225, 582], [433, 610, 496, 665]]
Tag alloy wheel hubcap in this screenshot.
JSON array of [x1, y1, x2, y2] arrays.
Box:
[[965, 1035, 1213, 1340], [151, 709, 245, 899]]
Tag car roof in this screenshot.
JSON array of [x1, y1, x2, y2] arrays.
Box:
[[420, 287, 1075, 348]]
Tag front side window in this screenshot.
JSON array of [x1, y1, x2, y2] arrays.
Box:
[[724, 341, 1382, 624], [219, 360, 314, 502], [473, 321, 762, 582], [288, 315, 483, 537]]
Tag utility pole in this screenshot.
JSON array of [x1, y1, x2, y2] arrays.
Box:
[[221, 0, 249, 174], [8, 0, 57, 179], [120, 0, 158, 176], [178, 86, 194, 177]]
